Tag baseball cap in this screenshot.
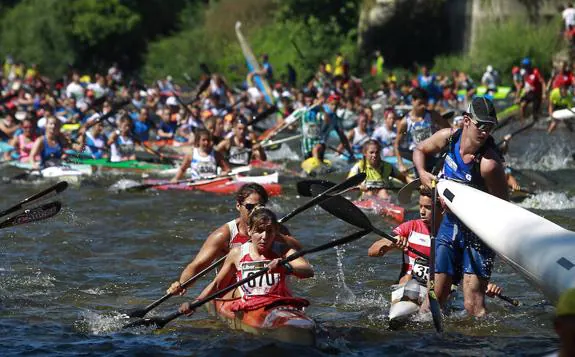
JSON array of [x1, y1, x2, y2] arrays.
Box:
[[556, 288, 575, 317], [466, 96, 498, 125]]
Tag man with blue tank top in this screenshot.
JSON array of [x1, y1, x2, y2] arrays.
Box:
[[413, 97, 509, 318]]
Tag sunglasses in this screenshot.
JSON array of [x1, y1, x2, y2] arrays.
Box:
[[243, 202, 264, 212], [469, 117, 494, 132]]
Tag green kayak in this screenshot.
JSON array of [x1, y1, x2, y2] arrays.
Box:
[[68, 158, 174, 172]]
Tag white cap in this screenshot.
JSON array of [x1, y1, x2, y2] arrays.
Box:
[[166, 96, 178, 106], [486, 65, 493, 72], [15, 111, 27, 121]]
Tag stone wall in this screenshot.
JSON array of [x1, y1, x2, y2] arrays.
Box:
[[358, 0, 565, 64]]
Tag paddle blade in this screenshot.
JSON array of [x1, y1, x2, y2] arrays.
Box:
[[0, 201, 62, 229], [123, 311, 182, 330], [123, 307, 149, 319], [296, 179, 335, 197], [310, 184, 374, 231], [428, 289, 443, 333], [398, 178, 421, 204]]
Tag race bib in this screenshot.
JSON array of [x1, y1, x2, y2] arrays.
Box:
[[412, 257, 429, 284], [240, 260, 280, 296], [303, 123, 320, 139], [229, 146, 249, 165]]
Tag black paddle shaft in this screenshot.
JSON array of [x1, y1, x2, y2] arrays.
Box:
[[0, 181, 67, 218]]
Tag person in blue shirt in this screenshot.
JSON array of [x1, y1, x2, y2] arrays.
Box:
[[132, 108, 152, 142]]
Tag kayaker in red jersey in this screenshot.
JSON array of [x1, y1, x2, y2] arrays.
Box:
[[368, 186, 504, 313], [167, 184, 302, 296], [179, 208, 313, 315], [517, 58, 546, 123]]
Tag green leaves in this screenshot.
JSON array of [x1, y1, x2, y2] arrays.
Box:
[[68, 0, 141, 46]]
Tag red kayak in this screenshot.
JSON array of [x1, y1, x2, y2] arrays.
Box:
[[145, 175, 282, 196], [207, 297, 316, 346], [353, 197, 405, 222]]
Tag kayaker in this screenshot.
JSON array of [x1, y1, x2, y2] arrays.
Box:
[[547, 79, 574, 134], [3, 117, 37, 162], [348, 140, 410, 200], [216, 117, 266, 167], [107, 116, 136, 162], [167, 184, 303, 296], [171, 129, 230, 181], [394, 88, 450, 174], [517, 57, 546, 123], [179, 207, 313, 315], [335, 112, 371, 157], [372, 109, 398, 157], [413, 96, 509, 318], [545, 288, 575, 357], [368, 186, 504, 314], [77, 121, 108, 159], [29, 116, 77, 169]]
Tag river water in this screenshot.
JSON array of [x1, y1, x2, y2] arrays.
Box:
[[0, 123, 572, 356]]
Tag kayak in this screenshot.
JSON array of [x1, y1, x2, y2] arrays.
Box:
[[147, 174, 282, 196], [389, 279, 427, 326], [551, 107, 575, 121], [9, 161, 94, 176], [301, 157, 334, 176], [68, 157, 174, 173], [207, 297, 316, 346], [353, 196, 405, 222], [437, 179, 575, 302], [456, 86, 511, 100]]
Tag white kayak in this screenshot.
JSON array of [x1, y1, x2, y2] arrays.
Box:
[[551, 107, 575, 120], [10, 161, 93, 176], [437, 179, 575, 302], [236, 171, 278, 184], [389, 279, 427, 323]]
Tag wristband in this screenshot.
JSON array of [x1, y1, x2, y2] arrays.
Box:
[[282, 262, 294, 275]]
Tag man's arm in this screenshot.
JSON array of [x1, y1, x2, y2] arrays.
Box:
[[166, 224, 230, 295], [413, 128, 452, 187], [481, 150, 510, 201]]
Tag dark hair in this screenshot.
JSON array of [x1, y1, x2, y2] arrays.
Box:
[[194, 129, 212, 145], [236, 183, 269, 205], [362, 139, 381, 153], [419, 185, 441, 206], [411, 87, 429, 102], [248, 208, 277, 232]]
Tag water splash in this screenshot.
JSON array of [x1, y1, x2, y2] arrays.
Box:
[[519, 191, 575, 210], [74, 310, 132, 335], [266, 144, 300, 162], [334, 246, 356, 304]]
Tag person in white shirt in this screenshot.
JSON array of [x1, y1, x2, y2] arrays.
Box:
[[65, 72, 84, 100], [562, 4, 575, 29]]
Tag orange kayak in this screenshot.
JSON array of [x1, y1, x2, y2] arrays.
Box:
[[353, 197, 405, 222], [207, 297, 316, 346]]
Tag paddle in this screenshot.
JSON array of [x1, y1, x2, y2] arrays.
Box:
[[427, 181, 443, 332], [0, 201, 62, 229], [124, 254, 227, 318], [248, 105, 279, 128], [297, 177, 401, 198], [120, 166, 252, 193], [398, 178, 421, 204], [122, 228, 371, 329], [495, 121, 535, 147], [0, 181, 68, 219], [309, 184, 428, 259], [279, 172, 366, 223], [227, 134, 301, 160], [122, 173, 365, 318]]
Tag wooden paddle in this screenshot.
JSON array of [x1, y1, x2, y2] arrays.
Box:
[[121, 173, 366, 318], [122, 228, 371, 329]]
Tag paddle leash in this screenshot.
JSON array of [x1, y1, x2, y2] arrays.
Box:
[[122, 229, 371, 329]]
